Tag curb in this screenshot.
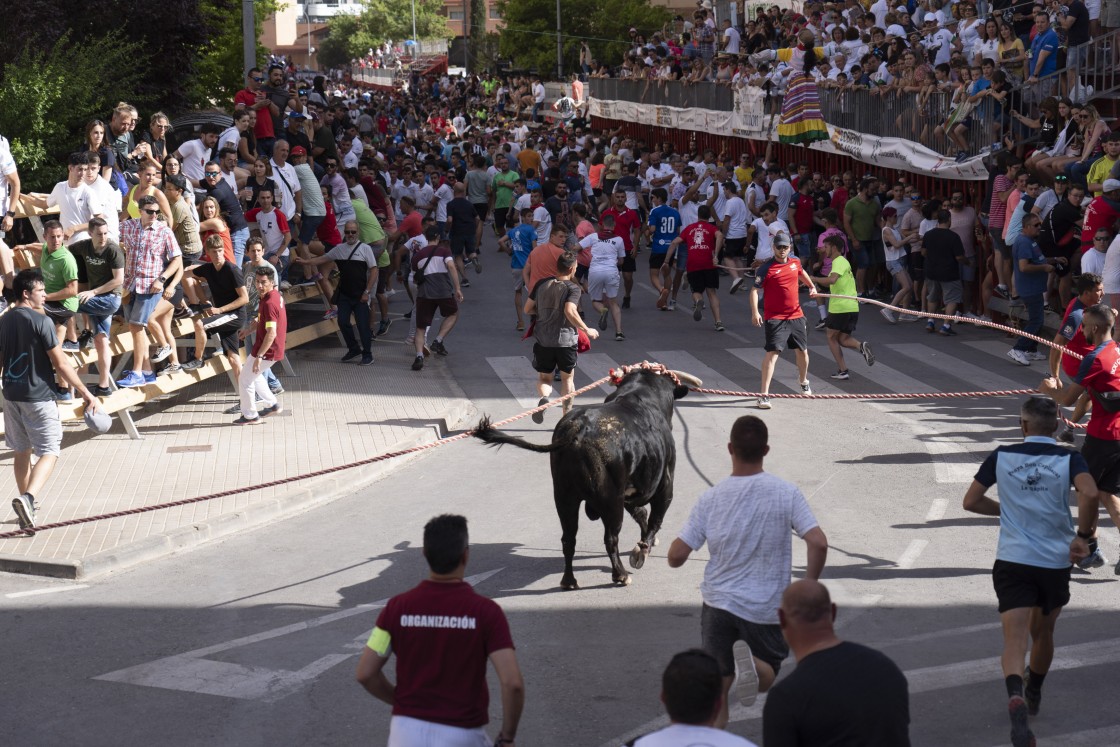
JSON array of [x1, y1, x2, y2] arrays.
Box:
[[0, 396, 476, 580]]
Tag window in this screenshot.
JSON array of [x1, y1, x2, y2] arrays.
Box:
[[489, 7, 501, 18], [449, 9, 465, 20]]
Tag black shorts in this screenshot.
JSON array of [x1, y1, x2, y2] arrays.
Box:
[[211, 321, 243, 356], [415, 296, 458, 328], [764, 317, 808, 352], [494, 207, 511, 232], [687, 269, 720, 293], [575, 264, 589, 282], [992, 560, 1071, 614], [472, 202, 489, 221], [620, 253, 637, 273], [826, 310, 859, 335], [43, 302, 75, 326], [376, 266, 390, 294], [701, 603, 788, 675], [1081, 435, 1120, 495], [449, 233, 476, 257], [532, 342, 577, 374], [648, 252, 669, 270], [724, 236, 748, 259]]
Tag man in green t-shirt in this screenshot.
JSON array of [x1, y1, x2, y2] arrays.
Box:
[[491, 154, 520, 238], [842, 178, 880, 297], [812, 235, 875, 382], [36, 221, 79, 351]]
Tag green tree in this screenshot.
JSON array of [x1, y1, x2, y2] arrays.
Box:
[[193, 0, 285, 109], [0, 31, 150, 191], [496, 0, 669, 76], [317, 0, 450, 70]]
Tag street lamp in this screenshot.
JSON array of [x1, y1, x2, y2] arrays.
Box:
[[411, 0, 417, 45], [304, 7, 312, 68], [556, 0, 562, 80]]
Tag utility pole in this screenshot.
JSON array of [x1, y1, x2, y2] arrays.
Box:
[[556, 0, 562, 80], [464, 1, 469, 73], [411, 0, 417, 43], [242, 0, 256, 74]]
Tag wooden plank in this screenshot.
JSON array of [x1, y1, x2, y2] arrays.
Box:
[[12, 199, 60, 219]]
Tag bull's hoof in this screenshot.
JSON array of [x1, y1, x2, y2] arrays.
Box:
[[560, 577, 579, 591], [629, 544, 649, 569], [613, 573, 632, 586]]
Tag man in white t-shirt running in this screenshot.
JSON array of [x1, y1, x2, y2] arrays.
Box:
[[668, 415, 828, 729]]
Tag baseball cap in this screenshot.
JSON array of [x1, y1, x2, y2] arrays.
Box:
[[84, 405, 113, 435], [1104, 179, 1120, 192], [290, 145, 307, 157], [289, 112, 308, 120], [774, 231, 792, 247]]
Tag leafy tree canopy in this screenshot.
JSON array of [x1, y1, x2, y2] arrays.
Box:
[[317, 0, 450, 70]]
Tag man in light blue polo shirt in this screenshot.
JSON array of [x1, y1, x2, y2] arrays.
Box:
[[963, 396, 1099, 747]]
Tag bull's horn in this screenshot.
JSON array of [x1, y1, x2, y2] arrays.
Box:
[[669, 370, 702, 388]]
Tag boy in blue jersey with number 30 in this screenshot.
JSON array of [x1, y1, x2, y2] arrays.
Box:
[[646, 188, 682, 310]]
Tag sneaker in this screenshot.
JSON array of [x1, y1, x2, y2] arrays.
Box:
[[77, 330, 94, 349], [1008, 695, 1034, 747], [622, 296, 631, 309], [1077, 547, 1108, 570], [232, 415, 262, 425], [859, 341, 875, 366], [598, 308, 609, 331], [1023, 672, 1042, 717], [926, 320, 935, 333], [1027, 351, 1048, 361], [993, 285, 1009, 300], [143, 371, 156, 384], [693, 299, 704, 322], [815, 319, 827, 330], [279, 281, 292, 291], [1057, 426, 1076, 444], [830, 369, 850, 380], [1007, 349, 1031, 366], [411, 355, 424, 371], [116, 370, 146, 388], [431, 340, 449, 356], [473, 255, 482, 273], [376, 319, 392, 337], [423, 344, 432, 358], [667, 299, 677, 311], [743, 268, 756, 278], [359, 355, 374, 366], [757, 395, 772, 410], [938, 324, 958, 337], [615, 332, 626, 341], [403, 309, 412, 320], [201, 312, 237, 330], [899, 313, 920, 323], [91, 385, 113, 397], [12, 494, 36, 531], [800, 380, 812, 396], [656, 287, 670, 309], [269, 382, 284, 395], [296, 276, 318, 287], [732, 640, 760, 707], [341, 350, 362, 362], [173, 305, 193, 320], [224, 403, 241, 414], [259, 403, 284, 417], [61, 340, 80, 352], [729, 277, 746, 295], [55, 388, 73, 402], [182, 358, 204, 371], [323, 308, 338, 321], [532, 396, 548, 424], [880, 307, 897, 324], [714, 321, 725, 332], [460, 278, 471, 288], [516, 320, 525, 331], [160, 363, 182, 376], [151, 344, 172, 363]]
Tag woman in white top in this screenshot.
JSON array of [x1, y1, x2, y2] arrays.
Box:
[[971, 19, 1001, 68], [880, 206, 915, 323]]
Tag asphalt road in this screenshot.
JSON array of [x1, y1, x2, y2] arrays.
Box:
[[3, 231, 1119, 747]]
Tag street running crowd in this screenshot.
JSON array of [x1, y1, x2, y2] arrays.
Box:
[[0, 36, 1119, 747]]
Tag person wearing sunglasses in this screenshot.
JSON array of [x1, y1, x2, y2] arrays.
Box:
[[234, 67, 277, 159]]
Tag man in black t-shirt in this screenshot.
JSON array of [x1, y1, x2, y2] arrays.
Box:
[[71, 217, 125, 396], [446, 182, 482, 281], [763, 580, 910, 746], [182, 236, 249, 395], [921, 210, 966, 335], [202, 173, 251, 265]]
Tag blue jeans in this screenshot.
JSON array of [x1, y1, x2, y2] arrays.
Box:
[[793, 234, 812, 263], [230, 226, 249, 267], [1066, 159, 1093, 187], [1014, 293, 1044, 352], [337, 293, 372, 355], [78, 293, 122, 335]]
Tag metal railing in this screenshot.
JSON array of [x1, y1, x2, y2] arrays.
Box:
[[409, 39, 449, 56], [586, 78, 734, 111], [1061, 25, 1120, 105], [350, 67, 399, 87]]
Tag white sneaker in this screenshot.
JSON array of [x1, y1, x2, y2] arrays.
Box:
[[800, 380, 812, 396], [151, 344, 172, 363], [1007, 349, 1031, 366], [732, 640, 759, 706], [1027, 351, 1048, 361], [879, 307, 897, 324]]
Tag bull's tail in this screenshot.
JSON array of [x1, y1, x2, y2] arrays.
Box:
[[472, 416, 570, 453]]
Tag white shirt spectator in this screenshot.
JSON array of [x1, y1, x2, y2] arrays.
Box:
[[0, 135, 16, 217], [721, 195, 749, 239], [768, 177, 795, 222], [434, 181, 454, 222], [532, 205, 552, 245], [217, 126, 241, 157], [532, 81, 546, 104], [871, 0, 890, 27], [250, 206, 290, 257], [177, 138, 212, 185], [751, 217, 790, 262], [723, 26, 741, 54], [268, 157, 301, 221], [47, 181, 94, 245], [87, 176, 122, 243], [923, 28, 955, 66], [580, 232, 626, 272]]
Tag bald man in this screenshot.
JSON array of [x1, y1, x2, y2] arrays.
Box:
[[762, 580, 910, 746]]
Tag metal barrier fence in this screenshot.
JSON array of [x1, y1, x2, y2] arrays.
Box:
[[1063, 26, 1120, 106], [586, 78, 734, 111], [351, 67, 399, 87]]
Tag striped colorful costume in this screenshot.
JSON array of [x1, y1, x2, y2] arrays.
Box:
[[766, 45, 830, 145]]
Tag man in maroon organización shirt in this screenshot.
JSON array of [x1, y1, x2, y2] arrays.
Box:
[[357, 514, 525, 747]]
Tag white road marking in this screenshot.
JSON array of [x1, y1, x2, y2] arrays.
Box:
[[647, 350, 744, 400], [808, 345, 935, 393], [868, 402, 988, 484], [576, 352, 622, 397], [94, 568, 504, 702], [5, 584, 89, 598], [486, 356, 545, 408], [895, 539, 929, 569], [925, 498, 949, 522], [893, 342, 1033, 393], [726, 347, 843, 395]]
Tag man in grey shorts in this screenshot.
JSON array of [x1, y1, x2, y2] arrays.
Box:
[[668, 415, 828, 728], [0, 269, 100, 531], [921, 209, 965, 336]]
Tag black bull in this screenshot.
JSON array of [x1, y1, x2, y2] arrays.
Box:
[[472, 368, 701, 590]]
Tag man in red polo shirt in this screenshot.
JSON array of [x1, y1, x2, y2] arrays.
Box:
[[233, 266, 286, 425], [601, 190, 641, 308], [749, 231, 818, 410]]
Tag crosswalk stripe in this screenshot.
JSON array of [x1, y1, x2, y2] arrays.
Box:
[[485, 356, 544, 408], [891, 343, 1034, 393], [808, 345, 936, 393], [726, 347, 844, 394], [647, 350, 744, 400], [575, 352, 623, 397]]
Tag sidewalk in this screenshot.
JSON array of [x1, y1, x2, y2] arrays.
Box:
[[0, 336, 474, 579]]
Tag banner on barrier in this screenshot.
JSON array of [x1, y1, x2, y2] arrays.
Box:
[[588, 95, 988, 180]]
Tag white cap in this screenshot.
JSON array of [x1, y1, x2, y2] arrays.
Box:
[[84, 406, 113, 435], [1104, 179, 1120, 192]]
